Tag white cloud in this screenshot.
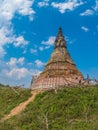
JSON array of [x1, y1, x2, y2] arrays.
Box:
[[0, 26, 29, 57], [30, 48, 37, 54], [51, 0, 84, 13], [35, 60, 45, 68], [0, 57, 43, 87], [7, 58, 18, 67], [0, 26, 13, 45], [0, 26, 28, 52], [0, 0, 35, 84], [45, 46, 50, 49], [5, 68, 30, 80], [7, 57, 25, 67], [39, 36, 55, 51], [0, 59, 42, 87], [39, 45, 51, 51], [0, 57, 32, 87], [0, 46, 6, 58], [0, 0, 35, 22], [80, 1, 98, 17], [39, 46, 44, 51], [65, 35, 76, 45], [0, 0, 35, 58], [18, 57, 25, 65], [0, 67, 32, 87], [41, 36, 55, 46], [81, 26, 89, 32], [0, 26, 12, 57], [38, 0, 49, 7], [80, 9, 94, 16], [94, 0, 98, 11], [13, 36, 28, 47]]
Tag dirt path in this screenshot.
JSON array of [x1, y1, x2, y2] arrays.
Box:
[[1, 90, 42, 122]]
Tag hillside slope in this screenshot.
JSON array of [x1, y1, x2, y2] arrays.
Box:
[[0, 85, 98, 130], [2, 90, 41, 121], [0, 84, 31, 119]]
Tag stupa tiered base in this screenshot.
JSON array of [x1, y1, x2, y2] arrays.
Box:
[[31, 28, 84, 90]]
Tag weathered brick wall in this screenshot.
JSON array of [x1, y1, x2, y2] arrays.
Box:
[[31, 28, 84, 90]]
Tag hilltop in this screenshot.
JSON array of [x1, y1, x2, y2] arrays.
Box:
[[0, 84, 98, 130]]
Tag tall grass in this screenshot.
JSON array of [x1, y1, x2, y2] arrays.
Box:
[[0, 85, 98, 130]]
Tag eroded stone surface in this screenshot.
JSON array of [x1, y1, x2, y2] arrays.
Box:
[[31, 28, 84, 90]]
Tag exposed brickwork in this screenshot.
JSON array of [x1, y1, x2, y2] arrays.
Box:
[[31, 28, 84, 90]]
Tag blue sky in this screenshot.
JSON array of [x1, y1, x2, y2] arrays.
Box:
[[0, 0, 98, 87]]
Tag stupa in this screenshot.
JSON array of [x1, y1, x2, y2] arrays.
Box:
[[31, 28, 84, 90]]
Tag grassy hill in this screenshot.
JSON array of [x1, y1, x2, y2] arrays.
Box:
[[0, 84, 98, 130], [0, 84, 31, 119]]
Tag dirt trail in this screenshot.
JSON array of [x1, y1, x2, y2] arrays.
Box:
[[1, 90, 42, 122]]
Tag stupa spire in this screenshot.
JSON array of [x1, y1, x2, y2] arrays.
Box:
[[58, 27, 63, 37], [54, 27, 66, 49], [31, 28, 84, 90]]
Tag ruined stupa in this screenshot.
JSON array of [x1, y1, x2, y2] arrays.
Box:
[[31, 28, 84, 90]]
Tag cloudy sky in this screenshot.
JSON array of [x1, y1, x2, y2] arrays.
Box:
[[0, 0, 98, 87]]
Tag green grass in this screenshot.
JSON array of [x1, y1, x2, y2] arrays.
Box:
[[0, 85, 98, 130], [0, 84, 31, 119]]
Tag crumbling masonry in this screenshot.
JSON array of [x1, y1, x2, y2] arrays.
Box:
[[31, 28, 84, 90]]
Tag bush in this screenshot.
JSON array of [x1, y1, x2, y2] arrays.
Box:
[[0, 85, 98, 130]]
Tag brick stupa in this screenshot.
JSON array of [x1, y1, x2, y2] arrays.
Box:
[[31, 28, 84, 90]]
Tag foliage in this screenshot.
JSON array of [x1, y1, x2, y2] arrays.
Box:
[[0, 85, 98, 130], [0, 84, 31, 119]]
